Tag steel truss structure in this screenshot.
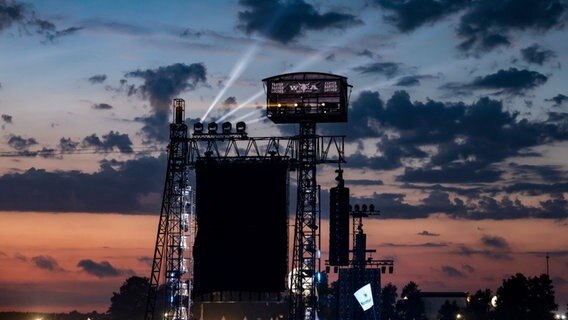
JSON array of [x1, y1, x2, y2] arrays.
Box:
[[289, 121, 319, 320], [147, 72, 350, 320], [186, 132, 344, 165], [145, 99, 194, 320], [188, 128, 344, 320], [262, 72, 351, 320], [187, 124, 345, 320], [335, 205, 394, 320], [145, 101, 345, 320]]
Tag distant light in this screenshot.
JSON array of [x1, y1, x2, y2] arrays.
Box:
[[277, 103, 282, 107], [456, 314, 463, 319], [294, 103, 298, 107], [491, 295, 498, 308]]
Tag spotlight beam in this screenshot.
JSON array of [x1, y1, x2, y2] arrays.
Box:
[[219, 31, 358, 124], [246, 116, 268, 124], [234, 108, 261, 122], [201, 44, 260, 122], [217, 90, 264, 122]]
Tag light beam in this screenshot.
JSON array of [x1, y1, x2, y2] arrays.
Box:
[[201, 43, 260, 122], [217, 90, 264, 122]]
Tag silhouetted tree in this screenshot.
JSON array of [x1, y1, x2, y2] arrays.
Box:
[[527, 274, 557, 319], [380, 283, 398, 320], [494, 273, 557, 320], [464, 288, 493, 320], [108, 276, 150, 320], [396, 281, 426, 320], [438, 300, 460, 320]]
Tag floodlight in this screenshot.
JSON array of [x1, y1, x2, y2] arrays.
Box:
[[236, 121, 246, 133], [222, 121, 232, 134], [193, 122, 203, 134]]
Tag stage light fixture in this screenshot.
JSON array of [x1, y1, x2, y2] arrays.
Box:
[[208, 122, 218, 134], [222, 121, 232, 134], [193, 122, 203, 134], [236, 121, 246, 133]]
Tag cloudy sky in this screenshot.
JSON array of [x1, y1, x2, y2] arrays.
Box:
[[1, 0, 567, 313]]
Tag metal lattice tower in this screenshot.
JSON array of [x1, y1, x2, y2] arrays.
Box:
[[263, 72, 351, 320], [145, 99, 194, 320], [290, 121, 319, 320]]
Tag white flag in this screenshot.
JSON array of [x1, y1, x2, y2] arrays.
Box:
[[354, 283, 374, 311]]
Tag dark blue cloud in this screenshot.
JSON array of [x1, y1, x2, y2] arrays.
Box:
[[31, 255, 64, 272], [88, 74, 107, 84], [92, 103, 113, 110], [77, 259, 132, 278], [1, 114, 12, 124], [375, 0, 470, 32], [82, 131, 133, 153], [521, 44, 556, 65], [0, 0, 25, 31], [125, 63, 207, 142], [417, 230, 440, 237], [126, 62, 207, 111], [546, 94, 568, 105], [353, 62, 401, 78], [457, 0, 566, 52], [7, 135, 37, 150], [58, 137, 79, 153], [0, 1, 82, 42], [441, 265, 466, 278], [0, 154, 166, 213], [469, 68, 547, 94], [237, 0, 362, 43], [481, 235, 511, 250]]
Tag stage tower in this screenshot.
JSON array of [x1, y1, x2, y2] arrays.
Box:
[[264, 72, 351, 320], [145, 99, 194, 320]]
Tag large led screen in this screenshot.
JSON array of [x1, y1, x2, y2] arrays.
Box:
[[193, 160, 289, 296]]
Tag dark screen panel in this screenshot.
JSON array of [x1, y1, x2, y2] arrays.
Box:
[[193, 160, 289, 296], [329, 186, 350, 266]]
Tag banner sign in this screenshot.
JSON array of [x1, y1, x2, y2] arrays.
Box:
[[354, 283, 374, 311], [269, 80, 339, 94]]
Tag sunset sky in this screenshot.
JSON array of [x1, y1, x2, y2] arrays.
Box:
[[0, 0, 567, 314]]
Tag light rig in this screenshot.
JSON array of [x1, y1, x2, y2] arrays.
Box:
[[144, 72, 392, 320]]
